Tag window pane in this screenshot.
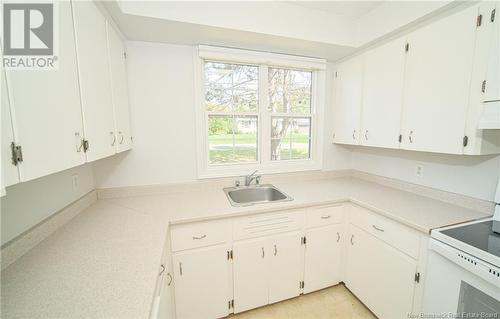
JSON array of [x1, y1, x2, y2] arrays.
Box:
[[291, 118, 311, 159], [268, 68, 312, 114], [208, 115, 258, 164], [205, 62, 258, 112], [271, 117, 311, 161]]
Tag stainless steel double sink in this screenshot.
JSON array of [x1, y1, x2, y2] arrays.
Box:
[[223, 184, 293, 207]]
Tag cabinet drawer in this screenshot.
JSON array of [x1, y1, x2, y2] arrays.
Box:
[[170, 219, 231, 252], [306, 205, 344, 228], [233, 210, 304, 240], [349, 205, 421, 259]]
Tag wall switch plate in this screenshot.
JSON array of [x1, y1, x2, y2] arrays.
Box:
[[72, 174, 79, 190], [415, 164, 424, 178]]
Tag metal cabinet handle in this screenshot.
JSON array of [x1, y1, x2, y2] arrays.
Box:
[[321, 215, 331, 219], [364, 130, 369, 140], [192, 235, 206, 240], [119, 131, 124, 144], [274, 244, 277, 256], [336, 232, 340, 243], [350, 235, 354, 246], [167, 273, 173, 286], [159, 264, 166, 277], [179, 262, 183, 276], [110, 132, 116, 146], [261, 247, 265, 258], [372, 225, 385, 232], [408, 131, 414, 143], [75, 133, 83, 152], [352, 130, 357, 140]]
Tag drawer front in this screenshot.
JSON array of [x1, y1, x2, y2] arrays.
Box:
[[306, 205, 344, 228], [233, 210, 304, 240], [170, 219, 231, 252], [349, 205, 421, 259]]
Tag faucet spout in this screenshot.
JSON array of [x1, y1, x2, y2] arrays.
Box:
[[244, 170, 260, 186]]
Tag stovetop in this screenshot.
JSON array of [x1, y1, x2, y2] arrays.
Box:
[[440, 220, 500, 258]]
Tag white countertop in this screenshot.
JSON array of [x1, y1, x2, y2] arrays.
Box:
[[1, 177, 491, 319]]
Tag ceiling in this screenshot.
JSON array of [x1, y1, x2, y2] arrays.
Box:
[[289, 1, 384, 18]]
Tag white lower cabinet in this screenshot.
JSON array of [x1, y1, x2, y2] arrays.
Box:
[[172, 245, 231, 319], [233, 232, 303, 313], [166, 205, 426, 319], [233, 237, 269, 313], [345, 213, 420, 318], [303, 224, 342, 293], [267, 232, 303, 304]]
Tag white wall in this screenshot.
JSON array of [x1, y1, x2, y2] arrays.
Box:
[[349, 147, 500, 201], [1, 164, 94, 245], [93, 42, 350, 188], [92, 42, 199, 188]]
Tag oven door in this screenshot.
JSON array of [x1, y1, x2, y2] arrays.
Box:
[[422, 240, 500, 317]]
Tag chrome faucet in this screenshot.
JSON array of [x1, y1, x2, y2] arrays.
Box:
[[244, 170, 261, 186]]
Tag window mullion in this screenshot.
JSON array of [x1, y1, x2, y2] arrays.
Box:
[[259, 65, 270, 165]]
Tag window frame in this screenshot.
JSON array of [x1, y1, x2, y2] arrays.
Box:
[[194, 46, 326, 178]]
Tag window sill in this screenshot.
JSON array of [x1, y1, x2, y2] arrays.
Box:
[[197, 159, 322, 179]]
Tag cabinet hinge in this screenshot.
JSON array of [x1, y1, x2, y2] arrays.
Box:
[[227, 250, 233, 260], [398, 134, 402, 143], [123, 51, 127, 59], [335, 71, 338, 78], [82, 139, 89, 152], [463, 135, 469, 147], [301, 236, 307, 245], [414, 272, 420, 283], [10, 142, 23, 166], [482, 80, 487, 93], [491, 9, 496, 22], [404, 43, 409, 52], [299, 281, 305, 289], [477, 14, 483, 27], [228, 299, 234, 310]]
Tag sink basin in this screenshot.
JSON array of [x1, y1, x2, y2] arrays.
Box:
[[223, 184, 293, 207]]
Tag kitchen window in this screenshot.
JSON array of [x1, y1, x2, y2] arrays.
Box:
[[196, 46, 326, 178]]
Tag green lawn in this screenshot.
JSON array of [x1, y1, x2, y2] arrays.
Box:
[[208, 133, 309, 144]]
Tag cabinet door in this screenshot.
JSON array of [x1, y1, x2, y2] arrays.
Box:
[[401, 5, 478, 154], [303, 225, 342, 293], [106, 22, 132, 153], [268, 232, 303, 304], [361, 37, 406, 149], [332, 55, 363, 145], [172, 245, 231, 319], [5, 1, 85, 182], [72, 1, 116, 161], [484, 2, 499, 102], [346, 224, 417, 319], [1, 66, 19, 190], [233, 237, 269, 313]]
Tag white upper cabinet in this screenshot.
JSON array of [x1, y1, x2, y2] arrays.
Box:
[[465, 2, 500, 154], [1, 68, 20, 191], [484, 2, 499, 103], [361, 37, 407, 149], [5, 1, 86, 182], [332, 55, 363, 144], [106, 22, 133, 153], [400, 5, 478, 154], [72, 1, 116, 162]]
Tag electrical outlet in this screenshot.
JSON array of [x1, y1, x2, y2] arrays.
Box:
[[72, 174, 79, 190], [415, 164, 424, 178]]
